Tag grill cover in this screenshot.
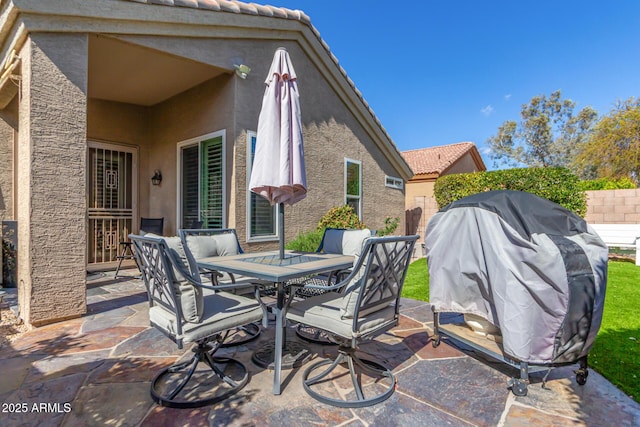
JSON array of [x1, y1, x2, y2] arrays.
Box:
[[426, 190, 607, 364]]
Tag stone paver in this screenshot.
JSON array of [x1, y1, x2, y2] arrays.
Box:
[[503, 404, 583, 426], [354, 391, 475, 427], [397, 358, 509, 426], [0, 273, 638, 427]]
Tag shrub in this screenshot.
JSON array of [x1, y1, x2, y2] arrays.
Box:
[[2, 240, 17, 287], [434, 167, 587, 216], [316, 205, 366, 231], [578, 177, 637, 191], [285, 228, 324, 252], [377, 217, 399, 236], [287, 205, 367, 252]]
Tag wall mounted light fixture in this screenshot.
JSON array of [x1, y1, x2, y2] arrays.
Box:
[[234, 64, 251, 79], [151, 170, 162, 186]]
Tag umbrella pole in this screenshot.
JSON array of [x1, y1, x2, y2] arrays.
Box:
[[279, 202, 285, 260]]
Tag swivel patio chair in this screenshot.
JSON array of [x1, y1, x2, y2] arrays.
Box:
[[114, 217, 164, 279], [293, 227, 372, 343], [285, 235, 418, 408], [179, 228, 264, 347], [130, 233, 265, 408]]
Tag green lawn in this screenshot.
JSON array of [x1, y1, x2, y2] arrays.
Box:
[[401, 259, 640, 402], [589, 261, 640, 401], [401, 258, 429, 301]]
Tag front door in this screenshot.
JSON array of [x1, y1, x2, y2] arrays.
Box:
[[87, 142, 138, 265]]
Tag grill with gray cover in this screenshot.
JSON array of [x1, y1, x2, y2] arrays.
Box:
[[426, 190, 608, 396]]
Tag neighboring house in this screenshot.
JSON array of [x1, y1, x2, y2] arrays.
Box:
[[402, 142, 486, 244], [0, 0, 412, 326]]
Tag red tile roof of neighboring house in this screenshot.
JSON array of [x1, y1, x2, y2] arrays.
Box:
[[402, 142, 486, 176]]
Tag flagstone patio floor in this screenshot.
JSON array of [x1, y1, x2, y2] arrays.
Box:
[[1, 272, 639, 426]]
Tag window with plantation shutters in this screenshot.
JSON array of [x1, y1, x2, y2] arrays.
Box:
[[178, 132, 226, 230], [246, 131, 277, 241], [345, 158, 362, 219], [200, 138, 224, 229], [181, 145, 200, 228]]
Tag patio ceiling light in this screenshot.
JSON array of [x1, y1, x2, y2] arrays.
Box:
[[234, 64, 251, 79]]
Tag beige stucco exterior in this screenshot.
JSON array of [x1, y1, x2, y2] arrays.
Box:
[[12, 33, 89, 324], [0, 0, 412, 325]]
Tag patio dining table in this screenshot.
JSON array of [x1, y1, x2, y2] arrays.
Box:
[[197, 250, 354, 395]]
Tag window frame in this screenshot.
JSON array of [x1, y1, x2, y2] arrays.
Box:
[[176, 130, 227, 230], [246, 130, 279, 242], [344, 157, 362, 219], [385, 175, 404, 190]]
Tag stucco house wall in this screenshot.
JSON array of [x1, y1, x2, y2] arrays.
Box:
[[147, 73, 236, 234], [0, 1, 412, 325], [444, 152, 480, 176], [87, 36, 406, 245], [15, 33, 88, 325]]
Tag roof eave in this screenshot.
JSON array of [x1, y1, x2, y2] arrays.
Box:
[[408, 172, 440, 182]]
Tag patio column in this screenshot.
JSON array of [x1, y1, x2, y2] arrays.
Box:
[[16, 33, 88, 326]]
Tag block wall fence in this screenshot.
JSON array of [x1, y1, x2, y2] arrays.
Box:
[[584, 189, 640, 224]]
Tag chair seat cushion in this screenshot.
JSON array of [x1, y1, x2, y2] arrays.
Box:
[[286, 292, 395, 339], [150, 288, 263, 344]]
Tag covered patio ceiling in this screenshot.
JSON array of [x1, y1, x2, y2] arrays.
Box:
[[88, 34, 227, 106]]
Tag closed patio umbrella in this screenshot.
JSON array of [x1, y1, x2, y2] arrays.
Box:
[[249, 47, 307, 259]]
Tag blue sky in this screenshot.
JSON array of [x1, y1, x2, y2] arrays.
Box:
[[266, 1, 640, 168]]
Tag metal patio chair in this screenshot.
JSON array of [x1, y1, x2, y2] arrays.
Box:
[[292, 228, 372, 343], [187, 219, 203, 229], [179, 228, 265, 346], [130, 233, 265, 408], [114, 217, 164, 279], [285, 235, 418, 408]]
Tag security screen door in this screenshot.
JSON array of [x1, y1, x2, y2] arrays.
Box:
[[87, 143, 137, 265], [179, 135, 225, 229]]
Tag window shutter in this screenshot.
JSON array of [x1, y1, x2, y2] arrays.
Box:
[[181, 145, 200, 228], [201, 137, 224, 229]]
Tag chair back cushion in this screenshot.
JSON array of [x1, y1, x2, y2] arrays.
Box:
[[339, 236, 417, 319], [185, 233, 240, 258], [322, 228, 371, 257], [145, 234, 203, 323]]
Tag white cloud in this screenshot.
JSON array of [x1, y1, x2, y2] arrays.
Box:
[[481, 105, 494, 116], [505, 94, 512, 101]]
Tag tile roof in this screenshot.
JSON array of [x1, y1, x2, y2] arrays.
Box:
[[121, 0, 396, 155], [402, 142, 483, 176], [123, 0, 310, 21]]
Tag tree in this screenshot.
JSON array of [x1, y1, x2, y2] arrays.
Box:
[[573, 97, 640, 185], [487, 90, 598, 170]]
